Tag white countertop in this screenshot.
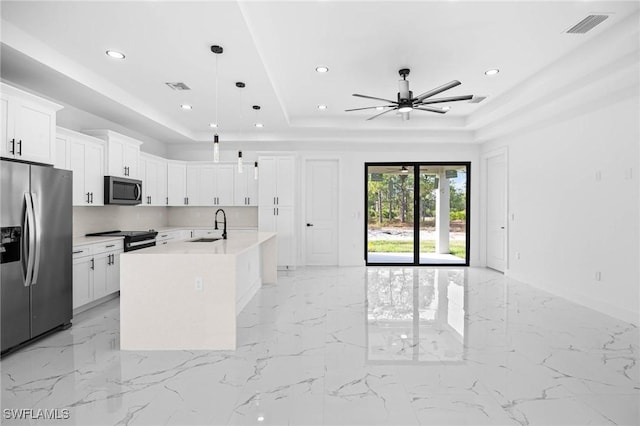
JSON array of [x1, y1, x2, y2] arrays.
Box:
[[73, 235, 124, 246], [126, 231, 276, 256]]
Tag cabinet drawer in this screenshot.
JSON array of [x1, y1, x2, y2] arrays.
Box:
[[72, 245, 93, 259], [94, 240, 124, 253]]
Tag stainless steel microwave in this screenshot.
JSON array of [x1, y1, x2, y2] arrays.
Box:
[[104, 176, 142, 205]]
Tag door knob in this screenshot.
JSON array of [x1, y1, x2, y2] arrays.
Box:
[[306, 223, 314, 227]]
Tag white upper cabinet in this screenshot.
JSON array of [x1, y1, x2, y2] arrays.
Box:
[[1, 83, 62, 165], [82, 130, 142, 179], [186, 163, 235, 206], [140, 153, 167, 206], [234, 166, 258, 206], [58, 127, 105, 206], [258, 156, 295, 206], [167, 161, 187, 206]]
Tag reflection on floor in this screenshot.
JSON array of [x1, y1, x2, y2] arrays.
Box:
[[367, 252, 464, 264], [1, 267, 637, 425]]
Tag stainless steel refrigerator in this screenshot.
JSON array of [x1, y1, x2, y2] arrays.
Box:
[[1, 159, 72, 354]]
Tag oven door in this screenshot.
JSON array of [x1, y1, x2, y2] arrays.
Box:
[[125, 239, 156, 252], [104, 176, 142, 205]]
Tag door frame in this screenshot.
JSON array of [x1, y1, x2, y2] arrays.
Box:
[[302, 157, 340, 265], [480, 147, 509, 272], [364, 161, 471, 267]]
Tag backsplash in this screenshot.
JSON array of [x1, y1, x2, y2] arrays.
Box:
[[167, 207, 258, 229], [73, 206, 168, 236]]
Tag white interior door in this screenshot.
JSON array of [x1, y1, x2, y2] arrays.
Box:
[[486, 153, 507, 272], [305, 159, 338, 265]]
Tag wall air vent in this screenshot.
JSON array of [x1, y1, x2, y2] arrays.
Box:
[[165, 82, 191, 91], [566, 15, 609, 34], [468, 96, 486, 104]]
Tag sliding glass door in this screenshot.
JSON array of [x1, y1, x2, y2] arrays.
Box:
[[366, 162, 470, 266]]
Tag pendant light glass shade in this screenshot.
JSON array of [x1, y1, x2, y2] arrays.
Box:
[[254, 161, 258, 180], [238, 151, 243, 173], [213, 134, 220, 162]]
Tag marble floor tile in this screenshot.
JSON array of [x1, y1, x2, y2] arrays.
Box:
[[1, 266, 638, 425]]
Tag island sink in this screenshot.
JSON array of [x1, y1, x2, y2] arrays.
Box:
[[189, 237, 222, 242]]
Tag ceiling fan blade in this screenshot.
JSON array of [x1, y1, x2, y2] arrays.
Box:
[[414, 106, 447, 114], [345, 105, 395, 112], [417, 95, 474, 105], [353, 93, 398, 104], [366, 107, 398, 121], [413, 80, 461, 102]]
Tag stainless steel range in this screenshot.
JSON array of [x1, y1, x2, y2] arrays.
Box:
[[85, 230, 158, 251]]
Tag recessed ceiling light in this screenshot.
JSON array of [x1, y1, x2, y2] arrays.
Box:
[[400, 334, 408, 339], [257, 416, 265, 422], [442, 106, 451, 111], [317, 105, 327, 110], [209, 123, 218, 128], [484, 68, 500, 76], [315, 66, 329, 73], [105, 50, 125, 60], [376, 106, 385, 111], [254, 123, 264, 128], [180, 104, 192, 110]]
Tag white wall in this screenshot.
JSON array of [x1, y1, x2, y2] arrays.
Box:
[[167, 207, 257, 229], [481, 95, 639, 324]]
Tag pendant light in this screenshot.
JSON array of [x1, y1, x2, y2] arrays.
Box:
[[254, 161, 258, 180], [236, 82, 245, 173], [211, 45, 223, 162], [253, 105, 263, 128]]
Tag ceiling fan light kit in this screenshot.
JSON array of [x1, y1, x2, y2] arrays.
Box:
[[346, 68, 474, 121]]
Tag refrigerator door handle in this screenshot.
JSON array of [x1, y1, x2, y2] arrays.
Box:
[[23, 193, 36, 286], [30, 193, 42, 285]]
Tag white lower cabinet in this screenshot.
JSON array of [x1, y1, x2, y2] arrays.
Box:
[[72, 240, 123, 310], [258, 205, 295, 269]]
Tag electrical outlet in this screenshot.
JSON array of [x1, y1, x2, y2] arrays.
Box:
[[195, 277, 203, 291], [595, 271, 602, 281]]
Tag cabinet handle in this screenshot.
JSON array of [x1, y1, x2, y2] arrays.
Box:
[[90, 192, 94, 204], [9, 138, 15, 154], [276, 207, 279, 216], [17, 140, 22, 156], [276, 196, 279, 205], [106, 244, 115, 248], [90, 258, 95, 270], [72, 250, 83, 254], [107, 254, 111, 265], [162, 241, 167, 245], [247, 197, 250, 205], [273, 207, 276, 215], [166, 197, 168, 205], [273, 197, 276, 204], [111, 254, 115, 265], [87, 192, 91, 204], [161, 234, 168, 237]]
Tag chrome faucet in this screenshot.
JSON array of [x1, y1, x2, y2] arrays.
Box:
[[214, 208, 227, 239]]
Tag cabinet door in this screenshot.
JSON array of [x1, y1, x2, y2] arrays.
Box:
[[167, 163, 187, 205], [92, 253, 109, 301], [107, 138, 125, 177], [0, 96, 12, 159], [234, 168, 248, 206], [55, 135, 70, 170], [69, 140, 88, 206], [186, 165, 201, 206], [258, 206, 277, 232], [106, 252, 121, 294], [139, 157, 148, 203], [85, 142, 105, 206], [199, 166, 216, 206], [246, 171, 258, 206], [215, 165, 235, 206], [258, 157, 277, 205], [275, 157, 294, 206], [275, 205, 295, 267], [156, 160, 168, 206], [14, 99, 55, 165], [72, 257, 93, 309], [123, 143, 139, 178]]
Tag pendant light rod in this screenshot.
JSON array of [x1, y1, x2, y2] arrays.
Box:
[[211, 45, 223, 163]]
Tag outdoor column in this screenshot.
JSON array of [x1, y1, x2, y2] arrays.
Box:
[[435, 170, 450, 254]]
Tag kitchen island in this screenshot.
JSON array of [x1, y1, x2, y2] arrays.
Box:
[[119, 231, 276, 350]]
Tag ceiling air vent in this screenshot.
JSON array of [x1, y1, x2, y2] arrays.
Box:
[[165, 82, 191, 91], [566, 15, 609, 34], [469, 96, 486, 104]]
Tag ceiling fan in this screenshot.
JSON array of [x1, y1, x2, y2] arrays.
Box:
[[345, 68, 473, 121]]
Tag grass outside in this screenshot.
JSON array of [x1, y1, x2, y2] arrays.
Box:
[[368, 239, 466, 259]]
